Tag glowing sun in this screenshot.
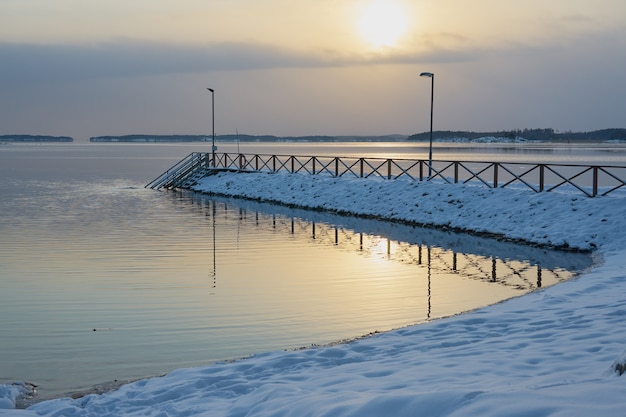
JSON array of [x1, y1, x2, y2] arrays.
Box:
[[358, 0, 409, 48]]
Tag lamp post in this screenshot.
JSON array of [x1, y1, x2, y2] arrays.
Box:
[[207, 88, 215, 167], [420, 72, 434, 178]]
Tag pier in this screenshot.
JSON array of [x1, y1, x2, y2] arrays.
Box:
[[146, 152, 626, 197]]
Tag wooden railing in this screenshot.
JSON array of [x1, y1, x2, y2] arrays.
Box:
[[159, 152, 626, 197], [146, 152, 626, 197]]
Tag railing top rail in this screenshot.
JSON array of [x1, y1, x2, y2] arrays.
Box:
[[215, 152, 626, 169]]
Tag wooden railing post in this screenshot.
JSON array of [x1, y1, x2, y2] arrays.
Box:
[[272, 155, 276, 173], [290, 156, 294, 173], [312, 157, 316, 175], [593, 166, 598, 197], [335, 157, 339, 177], [493, 163, 499, 188], [387, 159, 392, 179], [454, 161, 459, 183], [359, 158, 364, 178], [539, 164, 545, 192]]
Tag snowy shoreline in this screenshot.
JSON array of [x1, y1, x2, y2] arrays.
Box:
[[4, 172, 626, 416]]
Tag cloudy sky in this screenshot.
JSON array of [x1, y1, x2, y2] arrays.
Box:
[[1, 0, 625, 141]]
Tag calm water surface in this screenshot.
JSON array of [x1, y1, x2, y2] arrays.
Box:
[[0, 142, 604, 400]]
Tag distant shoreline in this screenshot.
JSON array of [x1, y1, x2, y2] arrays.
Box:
[[2, 128, 626, 143], [0, 135, 73, 143], [88, 129, 626, 143]]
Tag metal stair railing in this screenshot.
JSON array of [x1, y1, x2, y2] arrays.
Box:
[[145, 152, 210, 190]]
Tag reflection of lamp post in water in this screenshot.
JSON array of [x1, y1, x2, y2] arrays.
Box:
[[210, 201, 216, 288], [207, 88, 216, 167], [418, 245, 432, 320], [427, 246, 431, 320], [419, 72, 434, 178]]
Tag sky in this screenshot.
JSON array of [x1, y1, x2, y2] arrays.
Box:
[[1, 0, 625, 141]]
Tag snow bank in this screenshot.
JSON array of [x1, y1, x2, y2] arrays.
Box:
[[0, 383, 36, 411]]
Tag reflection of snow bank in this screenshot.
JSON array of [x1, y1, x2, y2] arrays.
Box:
[[206, 193, 594, 271]]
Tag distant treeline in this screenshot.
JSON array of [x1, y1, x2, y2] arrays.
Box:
[[409, 128, 626, 142], [89, 134, 408, 142], [1, 135, 73, 142], [4, 129, 625, 143], [91, 129, 626, 143], [91, 135, 208, 143]]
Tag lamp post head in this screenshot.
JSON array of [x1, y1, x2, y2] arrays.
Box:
[[207, 88, 214, 92], [420, 72, 434, 78]]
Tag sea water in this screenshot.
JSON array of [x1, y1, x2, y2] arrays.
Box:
[[0, 141, 614, 400]]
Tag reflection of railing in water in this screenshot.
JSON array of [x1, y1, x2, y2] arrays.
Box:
[[190, 194, 591, 293], [258, 214, 569, 291], [209, 152, 626, 197]]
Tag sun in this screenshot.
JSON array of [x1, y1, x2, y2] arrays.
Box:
[[357, 0, 409, 48]]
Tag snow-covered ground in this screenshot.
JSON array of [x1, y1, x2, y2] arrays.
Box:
[[3, 172, 626, 417]]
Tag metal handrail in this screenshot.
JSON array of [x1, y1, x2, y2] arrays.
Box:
[[145, 152, 210, 190], [145, 152, 194, 189]]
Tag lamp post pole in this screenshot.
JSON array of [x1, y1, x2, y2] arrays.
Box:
[[420, 72, 434, 178], [207, 88, 215, 167]]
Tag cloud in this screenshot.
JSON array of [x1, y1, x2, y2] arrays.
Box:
[[0, 40, 495, 85], [2, 29, 623, 85], [0, 41, 297, 83]]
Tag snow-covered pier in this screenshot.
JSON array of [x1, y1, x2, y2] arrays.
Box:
[[147, 152, 626, 197]]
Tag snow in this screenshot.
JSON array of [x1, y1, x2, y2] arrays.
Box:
[[3, 171, 626, 417], [434, 136, 530, 143]]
